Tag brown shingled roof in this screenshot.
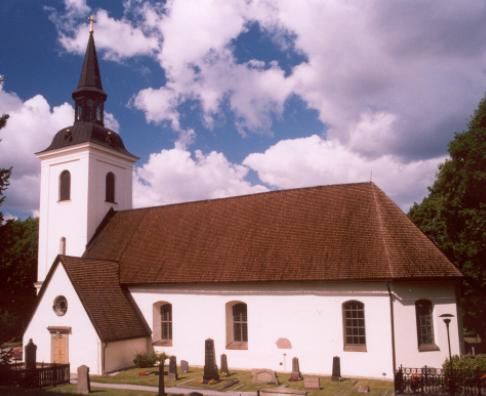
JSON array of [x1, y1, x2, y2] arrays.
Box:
[[84, 182, 461, 284], [60, 256, 150, 342]]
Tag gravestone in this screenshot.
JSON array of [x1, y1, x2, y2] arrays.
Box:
[[77, 365, 91, 394], [354, 383, 370, 393], [180, 360, 189, 374], [158, 359, 165, 396], [168, 355, 178, 381], [251, 369, 279, 384], [260, 385, 306, 396], [303, 376, 320, 390], [288, 357, 302, 381], [24, 339, 37, 370], [203, 338, 219, 383], [331, 356, 341, 381], [220, 354, 229, 375]]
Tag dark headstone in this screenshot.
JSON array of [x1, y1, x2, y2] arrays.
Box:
[[303, 376, 320, 389], [288, 357, 302, 381], [77, 365, 91, 394], [331, 356, 341, 381], [203, 338, 219, 383], [158, 360, 165, 396], [168, 355, 178, 381], [180, 360, 189, 374], [24, 339, 37, 370], [220, 354, 229, 375], [251, 369, 279, 384]]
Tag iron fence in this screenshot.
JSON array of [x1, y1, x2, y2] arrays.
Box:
[[395, 365, 486, 395], [0, 362, 70, 388]]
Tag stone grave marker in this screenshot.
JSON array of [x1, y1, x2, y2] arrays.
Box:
[[220, 354, 229, 375], [77, 365, 91, 394], [24, 339, 37, 370], [303, 376, 320, 390], [180, 360, 189, 374], [168, 355, 178, 381], [203, 338, 219, 383], [288, 357, 302, 381], [251, 369, 279, 384], [260, 385, 306, 396], [331, 356, 341, 381]]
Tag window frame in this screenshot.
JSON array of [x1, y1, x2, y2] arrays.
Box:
[[59, 170, 71, 201], [342, 300, 367, 352], [415, 299, 439, 351], [152, 301, 172, 346], [160, 303, 172, 343], [226, 301, 248, 350], [105, 172, 116, 203]]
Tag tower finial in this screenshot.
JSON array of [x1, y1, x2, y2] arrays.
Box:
[[88, 15, 96, 34]]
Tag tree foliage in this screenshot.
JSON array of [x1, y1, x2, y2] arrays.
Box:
[[0, 114, 11, 224], [409, 96, 486, 348], [0, 217, 38, 343], [0, 112, 37, 344]]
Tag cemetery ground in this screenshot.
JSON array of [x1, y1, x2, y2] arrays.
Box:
[[0, 366, 394, 395]]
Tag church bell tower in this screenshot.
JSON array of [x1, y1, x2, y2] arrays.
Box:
[[35, 25, 137, 291]]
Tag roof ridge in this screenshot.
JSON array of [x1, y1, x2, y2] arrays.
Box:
[[61, 255, 119, 264], [115, 181, 374, 214], [370, 183, 394, 278]]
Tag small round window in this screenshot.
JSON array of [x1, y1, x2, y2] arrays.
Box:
[[53, 296, 68, 316]]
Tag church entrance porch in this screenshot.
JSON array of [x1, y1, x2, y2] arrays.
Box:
[[48, 326, 71, 364]]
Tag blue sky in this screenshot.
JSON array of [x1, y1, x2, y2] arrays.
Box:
[[1, 0, 485, 218]]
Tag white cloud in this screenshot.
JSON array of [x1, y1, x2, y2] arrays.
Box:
[[59, 9, 159, 60], [133, 146, 267, 208], [244, 135, 444, 210]]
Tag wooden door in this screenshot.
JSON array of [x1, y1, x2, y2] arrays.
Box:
[[51, 332, 69, 364]]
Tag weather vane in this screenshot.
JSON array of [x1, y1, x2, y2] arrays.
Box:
[[88, 15, 96, 33]]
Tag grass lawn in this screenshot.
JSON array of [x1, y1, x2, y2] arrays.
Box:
[[91, 366, 394, 395], [0, 384, 153, 395]]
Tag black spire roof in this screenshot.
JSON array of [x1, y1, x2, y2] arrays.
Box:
[[39, 32, 136, 159], [72, 31, 106, 99]]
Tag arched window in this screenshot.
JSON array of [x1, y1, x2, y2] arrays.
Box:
[[226, 301, 248, 349], [105, 172, 115, 203], [342, 300, 366, 351], [416, 300, 436, 350], [59, 237, 66, 255], [152, 302, 172, 346], [59, 170, 70, 201]]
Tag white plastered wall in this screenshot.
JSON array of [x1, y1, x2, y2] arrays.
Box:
[[131, 281, 395, 380], [105, 337, 149, 373], [23, 263, 102, 374], [392, 280, 461, 369], [36, 143, 134, 285]]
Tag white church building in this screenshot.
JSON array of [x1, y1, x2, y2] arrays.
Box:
[[23, 31, 464, 380]]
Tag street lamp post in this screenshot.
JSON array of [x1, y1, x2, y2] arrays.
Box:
[[439, 313, 454, 396]]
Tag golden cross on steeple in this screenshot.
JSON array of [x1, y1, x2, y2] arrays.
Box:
[[88, 15, 96, 33]]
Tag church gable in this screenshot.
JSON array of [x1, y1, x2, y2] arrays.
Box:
[[60, 256, 150, 342], [84, 182, 461, 285]]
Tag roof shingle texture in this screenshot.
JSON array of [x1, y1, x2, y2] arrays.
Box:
[[61, 256, 150, 342], [84, 182, 461, 284]]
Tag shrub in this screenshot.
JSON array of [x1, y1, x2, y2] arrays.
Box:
[[442, 355, 486, 383], [133, 351, 158, 368]]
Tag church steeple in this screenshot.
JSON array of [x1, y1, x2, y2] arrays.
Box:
[[72, 24, 107, 126]]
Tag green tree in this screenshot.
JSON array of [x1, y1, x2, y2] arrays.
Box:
[[0, 217, 38, 343], [0, 113, 11, 224], [409, 96, 486, 349]]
